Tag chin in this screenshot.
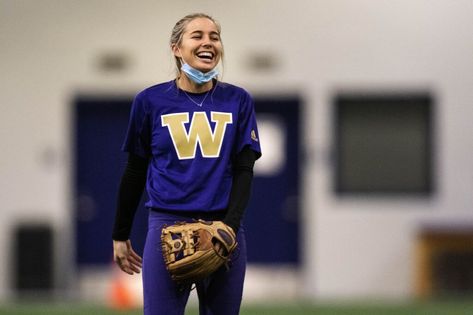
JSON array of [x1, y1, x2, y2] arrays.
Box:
[[195, 62, 217, 72]]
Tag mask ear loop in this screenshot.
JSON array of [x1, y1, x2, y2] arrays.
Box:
[[173, 45, 185, 79], [180, 57, 187, 69], [176, 47, 188, 69], [175, 47, 191, 90]]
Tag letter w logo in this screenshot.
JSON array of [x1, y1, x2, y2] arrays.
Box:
[[161, 111, 233, 160]]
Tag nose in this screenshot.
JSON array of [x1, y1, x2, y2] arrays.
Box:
[[201, 36, 213, 47]]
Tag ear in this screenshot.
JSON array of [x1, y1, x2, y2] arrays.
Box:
[[171, 44, 181, 58]]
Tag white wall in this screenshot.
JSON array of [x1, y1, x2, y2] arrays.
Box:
[[303, 1, 473, 299], [1, 0, 472, 301]]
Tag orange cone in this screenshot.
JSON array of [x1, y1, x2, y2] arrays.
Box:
[[108, 265, 135, 310]]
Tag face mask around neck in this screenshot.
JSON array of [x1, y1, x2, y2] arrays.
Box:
[[181, 62, 219, 85]]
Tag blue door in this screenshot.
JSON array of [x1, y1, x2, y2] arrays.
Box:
[[243, 98, 301, 264]]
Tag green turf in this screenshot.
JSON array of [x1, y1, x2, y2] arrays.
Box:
[[1, 300, 473, 315]]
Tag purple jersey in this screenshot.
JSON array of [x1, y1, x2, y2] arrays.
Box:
[[122, 80, 261, 212]]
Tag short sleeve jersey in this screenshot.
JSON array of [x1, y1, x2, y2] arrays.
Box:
[[122, 80, 261, 212]]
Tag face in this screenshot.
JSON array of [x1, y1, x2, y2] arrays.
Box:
[[173, 17, 223, 73]]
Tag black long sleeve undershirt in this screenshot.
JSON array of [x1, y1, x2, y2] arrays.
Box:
[[112, 146, 257, 240], [112, 154, 149, 241], [222, 147, 257, 232]]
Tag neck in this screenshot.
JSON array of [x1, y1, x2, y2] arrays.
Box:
[[177, 74, 213, 93]]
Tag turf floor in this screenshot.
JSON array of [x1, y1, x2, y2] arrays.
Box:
[[1, 300, 473, 315]]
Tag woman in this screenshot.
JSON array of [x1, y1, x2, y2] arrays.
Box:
[[112, 13, 261, 315]]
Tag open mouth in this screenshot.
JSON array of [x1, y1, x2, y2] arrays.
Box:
[[196, 51, 214, 61]]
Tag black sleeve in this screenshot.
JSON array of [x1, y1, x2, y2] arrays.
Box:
[[223, 146, 257, 233], [112, 153, 149, 241]]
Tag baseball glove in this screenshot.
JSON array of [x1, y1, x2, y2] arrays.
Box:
[[161, 220, 237, 283]]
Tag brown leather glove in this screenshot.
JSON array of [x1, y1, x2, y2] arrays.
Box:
[[161, 220, 237, 284]]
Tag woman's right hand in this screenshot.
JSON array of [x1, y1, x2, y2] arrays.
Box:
[[113, 239, 143, 275]]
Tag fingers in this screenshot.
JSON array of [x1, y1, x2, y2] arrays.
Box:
[[127, 243, 143, 273], [116, 255, 141, 275], [114, 241, 143, 275], [115, 256, 134, 275], [130, 247, 143, 265], [127, 254, 142, 273], [126, 240, 143, 264]]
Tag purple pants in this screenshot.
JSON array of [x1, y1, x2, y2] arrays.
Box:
[[143, 210, 246, 315]]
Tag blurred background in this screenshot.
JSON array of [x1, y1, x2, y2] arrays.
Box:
[[1, 0, 473, 312]]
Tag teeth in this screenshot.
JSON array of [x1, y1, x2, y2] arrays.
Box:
[[197, 52, 213, 59]]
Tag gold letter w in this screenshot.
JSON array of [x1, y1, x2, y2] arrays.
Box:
[[161, 112, 233, 160]]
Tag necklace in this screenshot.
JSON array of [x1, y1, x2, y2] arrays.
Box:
[[177, 78, 213, 107], [183, 89, 211, 107]]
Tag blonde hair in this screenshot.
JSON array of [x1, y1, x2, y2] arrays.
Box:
[[170, 13, 224, 76]]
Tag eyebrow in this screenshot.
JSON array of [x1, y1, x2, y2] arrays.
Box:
[[189, 30, 220, 36]]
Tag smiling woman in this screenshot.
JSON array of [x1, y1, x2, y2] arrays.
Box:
[[111, 13, 262, 315], [170, 13, 224, 92]]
